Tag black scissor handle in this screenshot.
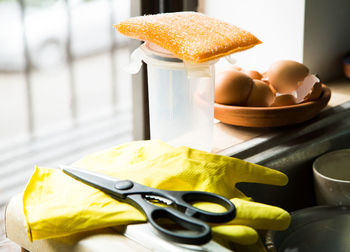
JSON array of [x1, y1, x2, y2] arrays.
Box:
[[165, 190, 236, 223], [127, 193, 211, 245], [148, 206, 212, 245]]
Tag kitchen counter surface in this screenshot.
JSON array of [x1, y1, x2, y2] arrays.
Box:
[[212, 78, 350, 154], [6, 79, 350, 252]]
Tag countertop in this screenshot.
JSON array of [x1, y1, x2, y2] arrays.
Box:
[[6, 78, 350, 252]]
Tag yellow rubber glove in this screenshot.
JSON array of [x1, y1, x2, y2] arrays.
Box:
[[23, 140, 290, 247], [194, 198, 289, 246]]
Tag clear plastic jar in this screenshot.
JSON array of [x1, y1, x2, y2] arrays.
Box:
[[130, 43, 216, 151]]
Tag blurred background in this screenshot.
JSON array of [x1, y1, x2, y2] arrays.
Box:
[[0, 0, 132, 143], [0, 0, 135, 250], [0, 0, 349, 250]]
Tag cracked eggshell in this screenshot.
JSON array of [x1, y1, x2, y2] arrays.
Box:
[[214, 69, 254, 105], [303, 82, 323, 102], [295, 74, 320, 103], [246, 80, 275, 107], [267, 60, 309, 94]]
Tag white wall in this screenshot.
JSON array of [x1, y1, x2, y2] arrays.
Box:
[[303, 0, 350, 81], [203, 0, 305, 73], [203, 0, 350, 82]]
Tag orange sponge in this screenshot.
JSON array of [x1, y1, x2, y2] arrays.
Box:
[[114, 12, 262, 63]]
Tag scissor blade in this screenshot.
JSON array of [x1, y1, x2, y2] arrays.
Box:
[[144, 195, 173, 206], [61, 165, 119, 196]]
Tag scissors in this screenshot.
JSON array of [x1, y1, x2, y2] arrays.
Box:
[[61, 165, 236, 245]]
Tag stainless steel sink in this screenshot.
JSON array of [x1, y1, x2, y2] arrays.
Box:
[[220, 101, 350, 211]]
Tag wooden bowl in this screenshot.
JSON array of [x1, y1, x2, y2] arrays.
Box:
[[214, 84, 331, 127]]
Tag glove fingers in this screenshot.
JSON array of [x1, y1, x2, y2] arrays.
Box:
[[167, 148, 288, 189], [227, 158, 288, 186], [227, 198, 291, 231], [212, 225, 258, 245]]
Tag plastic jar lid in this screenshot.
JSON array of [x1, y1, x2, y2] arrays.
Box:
[[127, 42, 217, 77], [142, 42, 183, 63], [140, 42, 188, 69], [140, 42, 217, 70]]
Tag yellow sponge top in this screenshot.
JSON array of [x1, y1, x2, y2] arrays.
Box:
[[114, 12, 262, 63]]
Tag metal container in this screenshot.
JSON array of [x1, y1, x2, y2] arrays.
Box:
[[268, 206, 350, 252], [313, 148, 350, 206]]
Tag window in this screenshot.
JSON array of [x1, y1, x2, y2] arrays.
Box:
[[0, 1, 199, 245], [0, 0, 133, 224]]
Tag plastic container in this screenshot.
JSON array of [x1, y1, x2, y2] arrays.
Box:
[[129, 43, 217, 151]]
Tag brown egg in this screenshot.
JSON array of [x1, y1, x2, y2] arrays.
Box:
[[222, 65, 242, 72], [243, 70, 263, 80], [261, 79, 277, 95], [246, 80, 275, 107], [267, 60, 309, 94], [269, 84, 277, 95], [215, 70, 253, 105], [303, 82, 323, 102], [271, 94, 297, 107]]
